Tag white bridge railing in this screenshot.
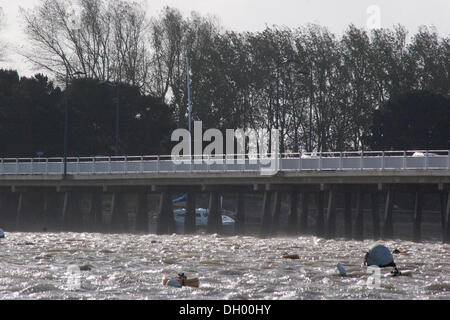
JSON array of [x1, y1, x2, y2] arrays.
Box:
[[0, 150, 449, 175]]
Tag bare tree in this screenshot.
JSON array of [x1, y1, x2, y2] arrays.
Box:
[[20, 0, 150, 87]]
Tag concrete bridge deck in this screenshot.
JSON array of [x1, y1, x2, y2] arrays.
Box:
[[0, 150, 449, 243]]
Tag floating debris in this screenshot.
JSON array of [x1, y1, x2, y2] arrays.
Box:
[[163, 273, 199, 288], [79, 264, 93, 271], [0, 229, 4, 239], [337, 263, 347, 276], [282, 254, 300, 260]]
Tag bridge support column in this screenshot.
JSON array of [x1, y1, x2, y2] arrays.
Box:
[[207, 191, 221, 234], [111, 192, 127, 233], [235, 192, 246, 235], [326, 189, 336, 239], [371, 192, 380, 240], [0, 192, 17, 231], [185, 191, 196, 234], [354, 192, 364, 240], [66, 192, 83, 232], [260, 191, 272, 237], [344, 192, 352, 239], [89, 191, 103, 232], [316, 191, 325, 237], [382, 188, 395, 239], [60, 192, 69, 231], [286, 191, 298, 235], [413, 191, 423, 242], [16, 192, 24, 230], [300, 192, 309, 234], [156, 190, 174, 235], [136, 191, 149, 233], [271, 192, 282, 236], [444, 191, 450, 244]]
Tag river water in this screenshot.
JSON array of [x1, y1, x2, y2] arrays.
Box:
[[0, 232, 449, 300]]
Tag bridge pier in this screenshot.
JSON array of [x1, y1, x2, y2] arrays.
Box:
[[442, 191, 450, 243], [270, 192, 282, 236], [413, 190, 424, 242], [87, 191, 101, 232], [260, 191, 272, 237], [15, 192, 24, 230], [235, 192, 246, 235], [300, 192, 309, 234], [184, 191, 196, 234], [382, 188, 395, 239], [316, 191, 325, 237], [287, 191, 298, 235], [207, 191, 221, 234], [111, 192, 126, 233], [326, 189, 337, 239], [0, 192, 17, 231], [354, 192, 365, 240], [371, 192, 380, 240], [136, 191, 149, 233], [156, 190, 175, 235], [344, 192, 352, 239]]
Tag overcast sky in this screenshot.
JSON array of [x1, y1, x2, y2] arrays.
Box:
[[1, 0, 449, 76]]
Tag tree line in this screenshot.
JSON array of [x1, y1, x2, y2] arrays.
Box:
[[0, 0, 448, 158]]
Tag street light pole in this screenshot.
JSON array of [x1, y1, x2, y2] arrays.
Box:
[[308, 64, 313, 153], [63, 70, 86, 177], [115, 80, 120, 156], [63, 67, 69, 177], [186, 56, 193, 158]]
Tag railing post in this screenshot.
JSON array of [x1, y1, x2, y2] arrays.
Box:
[[45, 158, 49, 174], [404, 151, 407, 169], [31, 158, 34, 174], [141, 156, 144, 173], [448, 150, 450, 170], [425, 151, 429, 170], [382, 151, 385, 170], [0, 158, 3, 175], [360, 151, 364, 170], [77, 157, 80, 174], [319, 152, 322, 171], [157, 155, 160, 173], [339, 152, 343, 170], [299, 153, 302, 171], [16, 159, 19, 174], [279, 152, 283, 171], [124, 156, 128, 173], [109, 157, 112, 174], [91, 157, 94, 174]]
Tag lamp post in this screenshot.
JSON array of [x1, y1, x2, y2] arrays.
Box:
[[63, 69, 86, 176], [99, 80, 120, 156], [186, 56, 193, 158]]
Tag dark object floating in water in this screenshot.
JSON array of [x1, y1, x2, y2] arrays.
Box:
[[79, 264, 92, 271], [163, 273, 199, 288], [0, 229, 4, 239], [282, 254, 300, 259]]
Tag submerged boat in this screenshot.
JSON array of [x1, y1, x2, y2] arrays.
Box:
[[173, 208, 235, 235]]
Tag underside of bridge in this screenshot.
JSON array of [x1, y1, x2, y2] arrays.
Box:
[[0, 174, 449, 243]]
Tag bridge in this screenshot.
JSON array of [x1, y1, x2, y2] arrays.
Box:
[[0, 150, 449, 243]]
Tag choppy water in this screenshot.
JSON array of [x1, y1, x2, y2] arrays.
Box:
[[0, 232, 449, 300]]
